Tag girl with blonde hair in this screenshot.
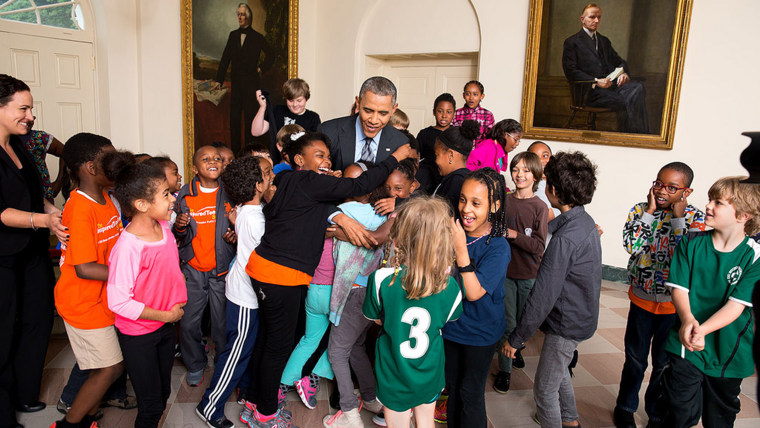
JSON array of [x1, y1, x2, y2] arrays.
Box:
[[363, 196, 464, 428]]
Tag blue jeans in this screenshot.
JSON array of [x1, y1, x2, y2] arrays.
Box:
[[281, 283, 334, 385], [616, 302, 676, 421], [534, 333, 580, 426], [498, 277, 535, 372]]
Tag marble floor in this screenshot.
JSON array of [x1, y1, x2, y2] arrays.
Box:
[[20, 280, 760, 428]]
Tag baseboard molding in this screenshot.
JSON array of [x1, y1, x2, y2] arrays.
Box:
[[602, 264, 627, 283]]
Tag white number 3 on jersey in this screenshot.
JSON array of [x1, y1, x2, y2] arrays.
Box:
[[400, 307, 431, 359]]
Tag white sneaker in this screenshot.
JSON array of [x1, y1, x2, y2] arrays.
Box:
[[362, 398, 383, 414], [323, 408, 364, 428]]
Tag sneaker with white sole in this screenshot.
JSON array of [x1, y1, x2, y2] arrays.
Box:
[[322, 408, 364, 428], [361, 398, 383, 414], [248, 408, 295, 428], [295, 373, 319, 410], [195, 404, 234, 428]]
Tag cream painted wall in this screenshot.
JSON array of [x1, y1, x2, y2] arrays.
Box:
[[300, 0, 760, 268], [90, 0, 759, 268], [91, 0, 183, 174]]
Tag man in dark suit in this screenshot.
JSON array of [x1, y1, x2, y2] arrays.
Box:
[[319, 76, 409, 171], [562, 3, 649, 133], [212, 3, 274, 155]]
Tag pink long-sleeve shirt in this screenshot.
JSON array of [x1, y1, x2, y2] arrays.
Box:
[[107, 221, 187, 336], [466, 138, 508, 172]]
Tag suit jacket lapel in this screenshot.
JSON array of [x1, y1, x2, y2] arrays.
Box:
[[377, 128, 393, 162], [339, 117, 356, 168]]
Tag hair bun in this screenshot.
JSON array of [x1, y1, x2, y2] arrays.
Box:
[[459, 120, 480, 141]]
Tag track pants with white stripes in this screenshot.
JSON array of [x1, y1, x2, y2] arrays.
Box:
[[198, 301, 259, 421]]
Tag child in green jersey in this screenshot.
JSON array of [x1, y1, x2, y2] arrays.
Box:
[[656, 176, 760, 427], [363, 196, 463, 428]]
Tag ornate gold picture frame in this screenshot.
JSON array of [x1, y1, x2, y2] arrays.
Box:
[[181, 0, 298, 174], [520, 0, 693, 149]]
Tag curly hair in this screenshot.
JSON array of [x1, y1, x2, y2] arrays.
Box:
[[221, 156, 264, 205], [463, 167, 508, 243], [437, 119, 479, 157], [112, 163, 166, 219], [434, 92, 456, 110], [543, 151, 598, 207], [101, 150, 137, 184]]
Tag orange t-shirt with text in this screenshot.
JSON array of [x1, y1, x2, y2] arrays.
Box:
[[55, 190, 122, 329], [186, 185, 218, 272]]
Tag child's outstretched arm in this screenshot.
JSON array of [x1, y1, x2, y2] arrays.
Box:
[[250, 90, 270, 137]]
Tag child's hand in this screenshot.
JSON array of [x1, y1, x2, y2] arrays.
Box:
[[373, 197, 396, 216], [691, 329, 705, 351], [502, 341, 518, 359], [175, 212, 190, 229], [164, 303, 185, 323], [227, 206, 238, 226], [391, 143, 413, 162], [645, 186, 656, 214], [678, 317, 700, 351], [255, 90, 267, 107], [596, 224, 604, 236], [222, 228, 237, 244], [672, 193, 688, 218], [329, 169, 342, 178]]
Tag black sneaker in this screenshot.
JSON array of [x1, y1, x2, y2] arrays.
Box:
[[513, 349, 525, 369], [493, 371, 511, 393], [613, 407, 636, 428], [196, 404, 234, 428]]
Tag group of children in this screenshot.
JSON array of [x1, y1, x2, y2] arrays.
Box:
[[45, 76, 760, 428]]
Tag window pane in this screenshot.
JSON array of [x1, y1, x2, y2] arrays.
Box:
[[1, 0, 34, 13], [1, 10, 37, 24], [35, 0, 71, 6], [39, 4, 77, 29]]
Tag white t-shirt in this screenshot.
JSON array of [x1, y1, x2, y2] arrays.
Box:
[[225, 204, 265, 309]]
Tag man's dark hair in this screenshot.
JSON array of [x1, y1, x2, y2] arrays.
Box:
[[221, 156, 264, 205], [660, 161, 694, 187], [434, 93, 456, 110], [544, 151, 598, 207], [358, 76, 397, 105]]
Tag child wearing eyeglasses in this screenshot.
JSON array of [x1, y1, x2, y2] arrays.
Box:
[[466, 119, 522, 175], [613, 162, 706, 428]]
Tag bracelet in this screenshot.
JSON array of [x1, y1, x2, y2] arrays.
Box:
[[30, 212, 37, 231]]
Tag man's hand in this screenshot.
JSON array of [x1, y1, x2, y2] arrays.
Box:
[[373, 197, 396, 216], [596, 77, 612, 89], [210, 81, 221, 91], [333, 213, 377, 248], [617, 72, 630, 87], [255, 90, 267, 108], [175, 212, 190, 229], [502, 342, 518, 359], [645, 186, 657, 214], [672, 193, 688, 218]]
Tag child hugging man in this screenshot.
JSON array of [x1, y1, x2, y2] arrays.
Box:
[[173, 145, 236, 386], [654, 176, 760, 428], [614, 162, 706, 427]]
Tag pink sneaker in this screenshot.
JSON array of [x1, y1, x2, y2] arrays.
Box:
[[295, 373, 320, 409]]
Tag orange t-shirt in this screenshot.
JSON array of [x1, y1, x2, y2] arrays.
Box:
[[186, 185, 218, 272], [55, 190, 122, 329], [246, 251, 313, 286], [628, 286, 676, 315]]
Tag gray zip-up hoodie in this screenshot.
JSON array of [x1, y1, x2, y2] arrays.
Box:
[[172, 176, 235, 275], [509, 205, 602, 347]]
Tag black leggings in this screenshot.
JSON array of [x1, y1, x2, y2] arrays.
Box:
[[444, 339, 496, 428], [248, 279, 307, 415]]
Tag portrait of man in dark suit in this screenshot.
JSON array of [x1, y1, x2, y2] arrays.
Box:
[[211, 3, 274, 154], [561, 3, 649, 133], [319, 76, 409, 171]]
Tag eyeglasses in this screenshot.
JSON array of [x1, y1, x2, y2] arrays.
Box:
[[652, 180, 689, 194], [507, 133, 521, 143]]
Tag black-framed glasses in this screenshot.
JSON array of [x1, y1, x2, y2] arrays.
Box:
[[652, 180, 689, 194]]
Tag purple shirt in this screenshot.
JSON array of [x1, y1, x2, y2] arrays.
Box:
[[310, 238, 335, 285]]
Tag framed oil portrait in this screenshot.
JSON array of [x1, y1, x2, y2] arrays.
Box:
[[520, 0, 693, 149], [181, 0, 298, 174]]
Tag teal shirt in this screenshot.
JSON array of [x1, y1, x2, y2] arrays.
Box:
[[665, 231, 760, 378], [363, 266, 463, 411]]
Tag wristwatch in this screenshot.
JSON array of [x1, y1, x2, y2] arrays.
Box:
[[457, 262, 475, 273]]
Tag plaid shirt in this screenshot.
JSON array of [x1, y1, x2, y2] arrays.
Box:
[[452, 105, 495, 143]]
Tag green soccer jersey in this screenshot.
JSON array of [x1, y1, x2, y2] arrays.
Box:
[[363, 266, 463, 412], [664, 231, 760, 378]]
